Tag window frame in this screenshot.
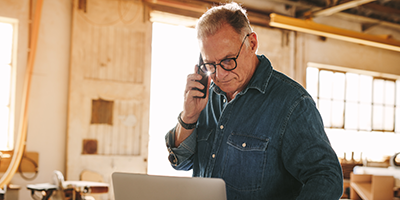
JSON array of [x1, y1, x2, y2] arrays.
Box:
[[307, 62, 400, 133]]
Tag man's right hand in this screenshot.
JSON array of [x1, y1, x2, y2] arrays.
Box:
[[174, 65, 210, 147], [182, 65, 210, 123]]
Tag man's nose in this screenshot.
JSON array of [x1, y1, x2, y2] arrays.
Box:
[[215, 65, 229, 79]]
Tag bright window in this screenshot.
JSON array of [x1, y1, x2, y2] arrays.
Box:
[[307, 67, 398, 132], [307, 64, 400, 161], [0, 18, 17, 150]]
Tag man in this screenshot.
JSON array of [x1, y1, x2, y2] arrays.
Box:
[[165, 2, 343, 199]]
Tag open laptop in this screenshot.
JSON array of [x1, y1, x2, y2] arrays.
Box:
[[112, 172, 227, 200]]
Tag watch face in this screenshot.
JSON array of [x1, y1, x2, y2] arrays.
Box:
[[168, 147, 178, 166], [168, 153, 177, 165]]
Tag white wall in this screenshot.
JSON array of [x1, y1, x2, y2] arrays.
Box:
[[0, 0, 71, 199], [302, 33, 400, 75]]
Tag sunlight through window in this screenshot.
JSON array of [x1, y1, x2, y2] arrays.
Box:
[[0, 21, 14, 150], [306, 65, 400, 162], [148, 22, 199, 177]]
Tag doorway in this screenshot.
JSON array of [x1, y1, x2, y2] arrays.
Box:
[[148, 22, 199, 176]]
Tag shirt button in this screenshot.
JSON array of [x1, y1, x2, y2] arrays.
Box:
[[223, 99, 226, 103], [242, 143, 246, 148], [220, 125, 224, 129], [212, 154, 216, 158]]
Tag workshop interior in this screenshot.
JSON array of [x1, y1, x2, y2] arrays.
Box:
[[1, 0, 400, 199]]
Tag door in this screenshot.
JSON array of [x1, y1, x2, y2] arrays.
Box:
[[67, 0, 151, 199]]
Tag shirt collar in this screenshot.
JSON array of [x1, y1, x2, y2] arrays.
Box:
[[211, 55, 273, 96]]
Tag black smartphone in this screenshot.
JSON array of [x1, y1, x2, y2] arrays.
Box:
[[195, 54, 208, 98]]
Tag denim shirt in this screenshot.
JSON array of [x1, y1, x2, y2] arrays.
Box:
[[166, 55, 343, 200]]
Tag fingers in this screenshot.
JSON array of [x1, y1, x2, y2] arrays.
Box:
[[185, 73, 205, 94], [183, 72, 205, 104]]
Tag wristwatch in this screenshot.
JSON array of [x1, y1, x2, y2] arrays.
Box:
[[167, 146, 178, 166], [178, 112, 197, 129]]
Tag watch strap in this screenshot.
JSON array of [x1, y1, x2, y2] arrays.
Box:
[[178, 112, 197, 129]]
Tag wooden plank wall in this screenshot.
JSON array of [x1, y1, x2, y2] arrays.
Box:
[[82, 26, 145, 83], [67, 0, 151, 184], [87, 100, 142, 155]]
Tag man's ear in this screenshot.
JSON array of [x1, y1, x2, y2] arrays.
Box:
[[249, 32, 258, 52]]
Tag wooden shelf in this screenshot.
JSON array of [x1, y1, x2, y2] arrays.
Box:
[[350, 172, 394, 200]]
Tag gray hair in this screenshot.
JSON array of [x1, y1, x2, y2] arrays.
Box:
[[196, 2, 252, 39]]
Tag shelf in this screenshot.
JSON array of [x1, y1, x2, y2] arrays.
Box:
[[350, 172, 394, 200]]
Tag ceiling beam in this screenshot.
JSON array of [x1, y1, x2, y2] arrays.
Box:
[[269, 13, 400, 52], [312, 0, 376, 17], [362, 2, 400, 16]]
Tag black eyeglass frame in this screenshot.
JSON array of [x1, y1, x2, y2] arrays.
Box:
[[199, 33, 251, 74]]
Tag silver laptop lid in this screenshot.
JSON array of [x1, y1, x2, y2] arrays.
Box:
[[112, 172, 227, 200]]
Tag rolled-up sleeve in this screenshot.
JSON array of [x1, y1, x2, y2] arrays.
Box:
[[165, 125, 197, 171]]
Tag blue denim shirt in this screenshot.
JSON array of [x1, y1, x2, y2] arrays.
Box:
[[166, 55, 343, 200]]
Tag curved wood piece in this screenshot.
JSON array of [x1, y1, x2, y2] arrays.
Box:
[[0, 0, 44, 188]]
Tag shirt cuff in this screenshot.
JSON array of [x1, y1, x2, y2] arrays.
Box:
[[165, 125, 197, 167]]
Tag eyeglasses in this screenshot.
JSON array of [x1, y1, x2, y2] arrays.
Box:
[[199, 33, 250, 74]]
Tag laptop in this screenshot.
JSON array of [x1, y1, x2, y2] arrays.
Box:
[[112, 172, 227, 200]]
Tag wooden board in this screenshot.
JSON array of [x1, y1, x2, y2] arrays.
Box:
[[0, 151, 39, 173]]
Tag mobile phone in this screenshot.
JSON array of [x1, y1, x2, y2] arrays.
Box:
[[195, 54, 208, 98]]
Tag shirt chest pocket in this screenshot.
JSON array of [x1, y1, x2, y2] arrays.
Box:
[[222, 133, 270, 191]]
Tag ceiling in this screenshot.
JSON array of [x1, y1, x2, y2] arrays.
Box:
[[295, 0, 400, 24], [146, 0, 400, 31], [145, 0, 400, 51], [199, 0, 400, 29]]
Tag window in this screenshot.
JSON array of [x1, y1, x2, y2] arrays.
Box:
[[307, 67, 398, 132], [306, 63, 400, 161], [0, 18, 17, 150]]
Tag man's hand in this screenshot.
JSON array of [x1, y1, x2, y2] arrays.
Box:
[[182, 65, 210, 122], [174, 65, 210, 147]]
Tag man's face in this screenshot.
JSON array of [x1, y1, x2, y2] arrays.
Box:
[[199, 24, 254, 97]]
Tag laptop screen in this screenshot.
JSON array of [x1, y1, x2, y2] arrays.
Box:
[[112, 172, 227, 200]]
